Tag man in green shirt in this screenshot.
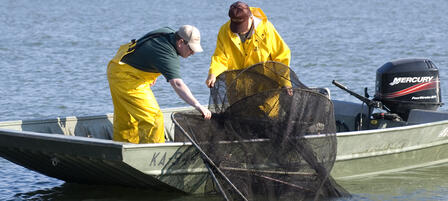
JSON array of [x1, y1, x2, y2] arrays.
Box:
[[107, 25, 211, 144]]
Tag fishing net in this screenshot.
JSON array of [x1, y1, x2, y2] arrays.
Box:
[[172, 61, 348, 200]]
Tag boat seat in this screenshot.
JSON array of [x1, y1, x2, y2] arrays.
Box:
[[407, 109, 448, 125], [333, 100, 371, 131]]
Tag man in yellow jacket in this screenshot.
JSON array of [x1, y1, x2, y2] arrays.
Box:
[[205, 1, 291, 88], [108, 25, 211, 144], [205, 1, 291, 118]]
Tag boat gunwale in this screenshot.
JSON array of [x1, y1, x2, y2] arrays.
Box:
[[333, 119, 448, 137], [0, 126, 195, 149], [0, 127, 123, 147]]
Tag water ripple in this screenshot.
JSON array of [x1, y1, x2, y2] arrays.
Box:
[[1, 0, 448, 200]]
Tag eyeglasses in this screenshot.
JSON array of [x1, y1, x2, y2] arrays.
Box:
[[183, 39, 193, 53]]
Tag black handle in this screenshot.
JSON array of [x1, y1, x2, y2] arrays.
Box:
[[332, 80, 384, 109]]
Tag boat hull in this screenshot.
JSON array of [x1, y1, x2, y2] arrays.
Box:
[[332, 120, 448, 179], [1, 106, 448, 193]]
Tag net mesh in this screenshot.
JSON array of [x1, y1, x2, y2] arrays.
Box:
[[172, 61, 348, 200]]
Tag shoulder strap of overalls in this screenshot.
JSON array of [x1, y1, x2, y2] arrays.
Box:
[[127, 32, 171, 53]]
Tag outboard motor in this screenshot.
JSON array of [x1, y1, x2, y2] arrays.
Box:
[[374, 58, 443, 120]]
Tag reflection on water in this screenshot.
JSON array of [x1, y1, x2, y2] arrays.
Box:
[[14, 183, 223, 201], [7, 163, 448, 200], [337, 163, 448, 201]]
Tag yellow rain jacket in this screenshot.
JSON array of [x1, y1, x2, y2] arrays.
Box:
[[209, 7, 291, 77], [107, 42, 165, 144], [209, 7, 291, 118]]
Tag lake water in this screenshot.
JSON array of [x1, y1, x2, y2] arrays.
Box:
[[1, 0, 447, 200]]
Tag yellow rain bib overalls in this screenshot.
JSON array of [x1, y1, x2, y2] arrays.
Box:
[[107, 42, 165, 143]]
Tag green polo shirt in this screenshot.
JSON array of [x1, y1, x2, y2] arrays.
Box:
[[122, 27, 181, 81]]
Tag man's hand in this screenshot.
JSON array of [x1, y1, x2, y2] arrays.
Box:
[[205, 74, 216, 88], [285, 86, 293, 96], [169, 78, 212, 120], [195, 104, 212, 120]]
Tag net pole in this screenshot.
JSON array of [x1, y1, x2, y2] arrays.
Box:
[[171, 113, 248, 201], [204, 161, 230, 201]]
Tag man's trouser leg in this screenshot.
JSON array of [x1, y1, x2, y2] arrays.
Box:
[[107, 59, 164, 143]]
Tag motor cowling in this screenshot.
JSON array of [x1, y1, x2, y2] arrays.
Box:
[[374, 58, 442, 120]]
